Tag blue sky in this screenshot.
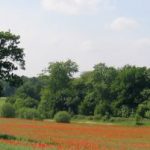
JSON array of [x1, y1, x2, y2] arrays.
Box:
[[0, 0, 150, 76]]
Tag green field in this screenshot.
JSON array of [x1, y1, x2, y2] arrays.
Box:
[[0, 143, 32, 150], [0, 143, 54, 150]]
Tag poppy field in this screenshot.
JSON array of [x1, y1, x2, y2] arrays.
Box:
[[0, 118, 150, 150]]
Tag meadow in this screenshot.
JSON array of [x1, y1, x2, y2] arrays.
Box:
[[0, 118, 150, 150]]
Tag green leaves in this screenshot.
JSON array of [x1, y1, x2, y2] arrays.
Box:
[[0, 31, 25, 87]]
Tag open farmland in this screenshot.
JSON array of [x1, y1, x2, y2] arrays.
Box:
[[0, 118, 150, 150]]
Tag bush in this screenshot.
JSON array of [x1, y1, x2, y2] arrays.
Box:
[[145, 111, 150, 119], [93, 115, 102, 120], [54, 111, 71, 123], [136, 104, 148, 118], [17, 108, 41, 120], [119, 105, 131, 118], [102, 112, 111, 122], [94, 102, 112, 117], [135, 114, 143, 126], [72, 115, 87, 120], [0, 103, 15, 118], [0, 134, 16, 140]]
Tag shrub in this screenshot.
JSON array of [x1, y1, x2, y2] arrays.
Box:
[[54, 111, 71, 123], [17, 108, 41, 120], [102, 112, 111, 122], [0, 134, 16, 140], [94, 102, 112, 117], [136, 104, 148, 118], [145, 111, 150, 119], [120, 105, 130, 118], [0, 103, 15, 118], [93, 115, 102, 120], [135, 114, 143, 126], [72, 115, 87, 120], [14, 98, 25, 110]]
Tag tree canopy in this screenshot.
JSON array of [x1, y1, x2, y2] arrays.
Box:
[[0, 31, 25, 86]]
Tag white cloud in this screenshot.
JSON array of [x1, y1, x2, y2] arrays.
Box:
[[41, 0, 116, 15], [110, 17, 139, 31]]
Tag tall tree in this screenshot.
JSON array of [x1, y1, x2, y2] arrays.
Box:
[[0, 31, 25, 87], [39, 60, 78, 118]]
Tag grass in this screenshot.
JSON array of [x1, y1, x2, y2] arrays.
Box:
[[72, 116, 150, 126], [0, 133, 56, 150], [0, 143, 55, 150], [0, 143, 33, 150]]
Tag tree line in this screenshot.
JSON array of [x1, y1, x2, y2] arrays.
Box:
[[2, 60, 150, 120], [0, 31, 150, 121]]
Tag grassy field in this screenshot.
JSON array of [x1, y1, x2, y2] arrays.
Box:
[[0, 142, 55, 150], [0, 143, 36, 150], [72, 116, 150, 126], [0, 118, 150, 150]]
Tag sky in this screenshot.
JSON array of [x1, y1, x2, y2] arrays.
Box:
[[0, 0, 150, 77]]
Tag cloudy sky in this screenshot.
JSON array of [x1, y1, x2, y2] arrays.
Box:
[[0, 0, 150, 76]]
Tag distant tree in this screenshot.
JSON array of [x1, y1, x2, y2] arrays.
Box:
[[0, 80, 16, 96], [15, 77, 42, 100], [47, 59, 78, 92], [39, 60, 78, 118], [111, 66, 149, 109], [79, 92, 97, 115]]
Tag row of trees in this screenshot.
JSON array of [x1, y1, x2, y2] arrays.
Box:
[[4, 60, 150, 120], [0, 31, 150, 120]]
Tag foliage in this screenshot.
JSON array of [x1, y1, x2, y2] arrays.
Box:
[[79, 92, 97, 115], [0, 134, 16, 140], [0, 80, 16, 96], [2, 58, 150, 120], [54, 111, 71, 123], [94, 101, 112, 117], [15, 77, 42, 100], [17, 108, 41, 120], [118, 105, 131, 118], [0, 31, 25, 87], [145, 111, 150, 119], [39, 60, 78, 118], [135, 114, 143, 126], [0, 103, 15, 118]]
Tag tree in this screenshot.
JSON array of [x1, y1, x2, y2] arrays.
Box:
[[0, 31, 25, 87], [39, 60, 78, 118], [79, 92, 97, 115], [92, 63, 117, 101], [111, 66, 148, 109], [47, 59, 78, 92]]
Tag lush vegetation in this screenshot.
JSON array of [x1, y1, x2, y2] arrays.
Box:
[[0, 60, 149, 123], [0, 31, 150, 124], [54, 111, 71, 123]]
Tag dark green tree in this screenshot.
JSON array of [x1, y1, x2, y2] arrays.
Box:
[[0, 31, 25, 92], [39, 60, 78, 118]]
